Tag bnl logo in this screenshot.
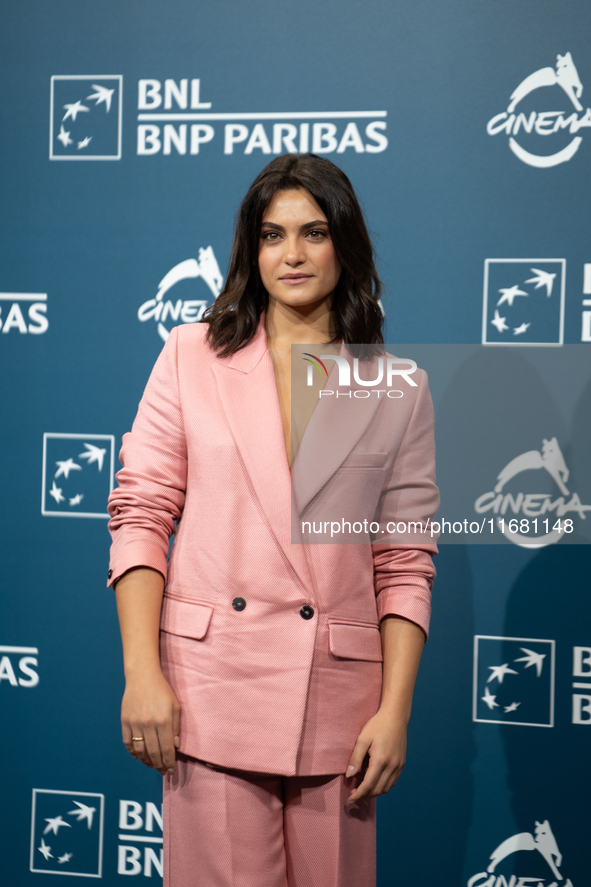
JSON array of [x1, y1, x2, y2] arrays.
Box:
[[118, 800, 163, 878], [473, 636, 555, 727], [50, 75, 122, 160], [482, 259, 565, 345], [30, 789, 104, 877], [41, 433, 115, 518]]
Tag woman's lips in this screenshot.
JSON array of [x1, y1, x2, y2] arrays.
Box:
[[280, 275, 313, 286]]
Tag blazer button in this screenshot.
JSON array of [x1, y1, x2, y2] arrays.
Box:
[[300, 605, 314, 620], [108, 569, 113, 579], [232, 597, 246, 611]]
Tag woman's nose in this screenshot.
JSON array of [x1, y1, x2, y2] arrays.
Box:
[[283, 237, 306, 265]]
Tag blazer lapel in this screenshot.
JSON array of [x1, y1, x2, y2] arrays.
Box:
[[291, 345, 385, 518], [211, 318, 313, 588]]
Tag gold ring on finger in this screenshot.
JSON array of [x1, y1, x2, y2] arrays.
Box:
[[132, 736, 145, 742]]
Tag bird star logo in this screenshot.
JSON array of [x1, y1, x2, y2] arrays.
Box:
[[482, 650, 546, 712], [493, 273, 553, 333], [473, 637, 555, 727], [48, 445, 106, 507], [30, 790, 104, 877], [68, 801, 96, 828], [482, 259, 565, 345], [487, 51, 591, 168], [42, 434, 115, 518], [50, 76, 122, 160], [43, 815, 71, 835]]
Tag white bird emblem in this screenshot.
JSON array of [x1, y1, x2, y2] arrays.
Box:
[[68, 801, 96, 829], [79, 443, 107, 471], [514, 647, 546, 677], [525, 268, 556, 297], [86, 84, 115, 112], [49, 481, 65, 504], [497, 285, 528, 307], [43, 815, 72, 836], [481, 686, 499, 710], [513, 322, 531, 336], [38, 838, 53, 860], [487, 663, 518, 684], [504, 701, 521, 713], [62, 101, 90, 122], [490, 309, 509, 333], [57, 125, 73, 147], [55, 458, 82, 480]]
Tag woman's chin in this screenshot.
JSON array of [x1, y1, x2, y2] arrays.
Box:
[[268, 291, 333, 312]]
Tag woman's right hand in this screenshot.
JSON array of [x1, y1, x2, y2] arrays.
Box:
[[121, 667, 181, 776]]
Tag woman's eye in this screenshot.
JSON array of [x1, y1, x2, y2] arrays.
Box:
[[262, 231, 280, 241], [308, 229, 328, 239]]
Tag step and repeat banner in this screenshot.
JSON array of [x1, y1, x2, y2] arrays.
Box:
[[1, 2, 590, 884]]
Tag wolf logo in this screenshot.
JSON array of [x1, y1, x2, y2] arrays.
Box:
[[494, 437, 570, 497], [508, 52, 583, 113], [487, 820, 563, 881]]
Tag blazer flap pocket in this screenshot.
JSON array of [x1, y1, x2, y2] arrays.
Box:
[[341, 452, 388, 469], [161, 596, 213, 640], [329, 621, 383, 662]]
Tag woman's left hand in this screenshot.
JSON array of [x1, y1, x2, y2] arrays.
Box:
[[345, 709, 408, 803]]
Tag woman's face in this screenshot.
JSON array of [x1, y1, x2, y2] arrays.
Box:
[[258, 188, 341, 311]]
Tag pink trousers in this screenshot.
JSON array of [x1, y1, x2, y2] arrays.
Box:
[[163, 755, 376, 887]]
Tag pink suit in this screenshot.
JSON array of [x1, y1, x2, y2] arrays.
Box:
[[107, 318, 439, 778], [107, 318, 439, 885]]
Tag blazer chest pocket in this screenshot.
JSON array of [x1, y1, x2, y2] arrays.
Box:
[[160, 595, 214, 641], [340, 452, 388, 470], [328, 621, 383, 662]]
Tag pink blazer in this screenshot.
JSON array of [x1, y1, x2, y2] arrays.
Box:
[[107, 319, 439, 776]]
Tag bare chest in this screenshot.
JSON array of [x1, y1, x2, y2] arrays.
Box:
[[269, 352, 292, 465], [269, 347, 329, 468]]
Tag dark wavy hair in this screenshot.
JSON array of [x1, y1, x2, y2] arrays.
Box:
[[204, 153, 384, 355]]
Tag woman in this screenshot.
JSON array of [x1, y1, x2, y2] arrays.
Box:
[[107, 153, 439, 887]]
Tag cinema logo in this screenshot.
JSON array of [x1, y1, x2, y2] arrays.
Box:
[[136, 78, 388, 156], [138, 247, 224, 342], [487, 52, 591, 168], [474, 437, 591, 547], [305, 353, 417, 399], [468, 819, 574, 886]]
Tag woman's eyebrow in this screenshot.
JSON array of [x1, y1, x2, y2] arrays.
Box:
[[300, 220, 329, 230], [260, 220, 329, 232]]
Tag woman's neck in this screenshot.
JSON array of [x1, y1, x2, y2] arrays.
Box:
[[265, 296, 336, 352]]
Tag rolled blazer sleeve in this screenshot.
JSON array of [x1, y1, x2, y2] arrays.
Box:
[[372, 368, 440, 639], [107, 326, 187, 588]]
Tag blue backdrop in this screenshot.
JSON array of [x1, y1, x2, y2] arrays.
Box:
[[1, 1, 590, 884]]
